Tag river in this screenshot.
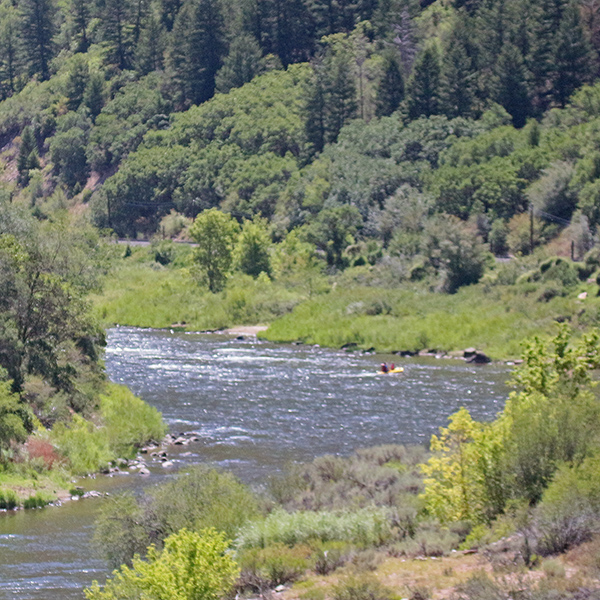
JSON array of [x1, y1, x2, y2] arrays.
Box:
[[0, 327, 510, 599]]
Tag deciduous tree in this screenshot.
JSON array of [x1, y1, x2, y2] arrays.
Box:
[[190, 209, 239, 292]]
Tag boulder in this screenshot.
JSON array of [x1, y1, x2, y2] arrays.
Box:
[[466, 351, 491, 364], [463, 348, 477, 358]]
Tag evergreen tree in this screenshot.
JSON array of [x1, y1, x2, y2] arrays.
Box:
[[439, 20, 477, 118], [375, 49, 404, 117], [101, 0, 137, 69], [475, 0, 508, 70], [160, 0, 182, 30], [170, 0, 226, 106], [17, 127, 40, 185], [324, 45, 357, 143], [552, 1, 595, 107], [303, 56, 327, 153], [134, 11, 166, 75], [406, 45, 441, 120], [20, 0, 56, 80], [260, 0, 314, 66], [234, 217, 272, 277], [65, 54, 89, 111], [215, 34, 264, 93], [527, 0, 566, 113], [83, 72, 105, 119], [0, 0, 23, 97], [492, 43, 531, 127], [71, 0, 90, 52]]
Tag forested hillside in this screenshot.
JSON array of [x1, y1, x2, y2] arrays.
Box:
[[4, 0, 600, 349], [2, 0, 600, 255]]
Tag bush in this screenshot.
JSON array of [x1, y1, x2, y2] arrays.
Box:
[[311, 540, 353, 575], [0, 489, 19, 509], [85, 528, 239, 600], [26, 436, 62, 470], [95, 466, 259, 568], [51, 414, 112, 475], [238, 543, 310, 586], [23, 492, 50, 509], [332, 574, 394, 600], [236, 508, 394, 550], [542, 559, 565, 578], [99, 383, 166, 457], [390, 522, 460, 557]]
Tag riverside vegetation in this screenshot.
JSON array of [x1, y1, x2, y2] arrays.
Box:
[[87, 328, 600, 600], [7, 0, 600, 359], [4, 0, 600, 595], [0, 203, 166, 505]]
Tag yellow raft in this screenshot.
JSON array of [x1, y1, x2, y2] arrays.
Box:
[[377, 367, 404, 374]]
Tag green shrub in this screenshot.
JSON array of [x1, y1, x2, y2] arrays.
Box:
[[239, 543, 310, 586], [311, 540, 353, 575], [51, 414, 112, 475], [99, 383, 166, 457], [0, 489, 19, 509], [23, 492, 50, 509], [85, 528, 239, 600], [332, 574, 394, 600], [542, 559, 565, 578], [390, 523, 460, 558], [237, 508, 394, 550], [95, 466, 259, 568]]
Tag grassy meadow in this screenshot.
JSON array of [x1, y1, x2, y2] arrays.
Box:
[[93, 246, 600, 360]]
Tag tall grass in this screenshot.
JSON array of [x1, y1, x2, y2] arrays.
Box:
[[263, 282, 597, 359], [51, 383, 167, 473], [0, 489, 18, 509], [92, 262, 303, 330], [100, 383, 166, 457], [236, 508, 394, 550], [94, 247, 600, 360], [51, 414, 113, 475]]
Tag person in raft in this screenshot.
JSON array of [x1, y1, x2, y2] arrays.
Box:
[[390, 362, 395, 371], [380, 363, 389, 373]]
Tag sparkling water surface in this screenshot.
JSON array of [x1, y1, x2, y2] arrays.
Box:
[[0, 327, 510, 599]]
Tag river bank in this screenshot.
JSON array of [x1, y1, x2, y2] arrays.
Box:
[[92, 253, 600, 361]]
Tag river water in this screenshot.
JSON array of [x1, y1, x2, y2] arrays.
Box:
[[0, 327, 510, 599]]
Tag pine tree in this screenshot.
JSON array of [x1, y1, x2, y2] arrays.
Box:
[[260, 0, 314, 67], [439, 20, 477, 118], [406, 45, 441, 120], [215, 34, 264, 93], [101, 0, 137, 69], [0, 0, 23, 97], [134, 11, 166, 75], [20, 0, 56, 80], [527, 0, 566, 113], [552, 1, 595, 107], [71, 0, 90, 52], [303, 57, 327, 154], [324, 46, 357, 143], [17, 126, 40, 185], [475, 0, 508, 70], [170, 0, 226, 106], [492, 43, 531, 127], [375, 49, 404, 117], [65, 54, 89, 111], [83, 72, 105, 119], [160, 0, 182, 30]]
